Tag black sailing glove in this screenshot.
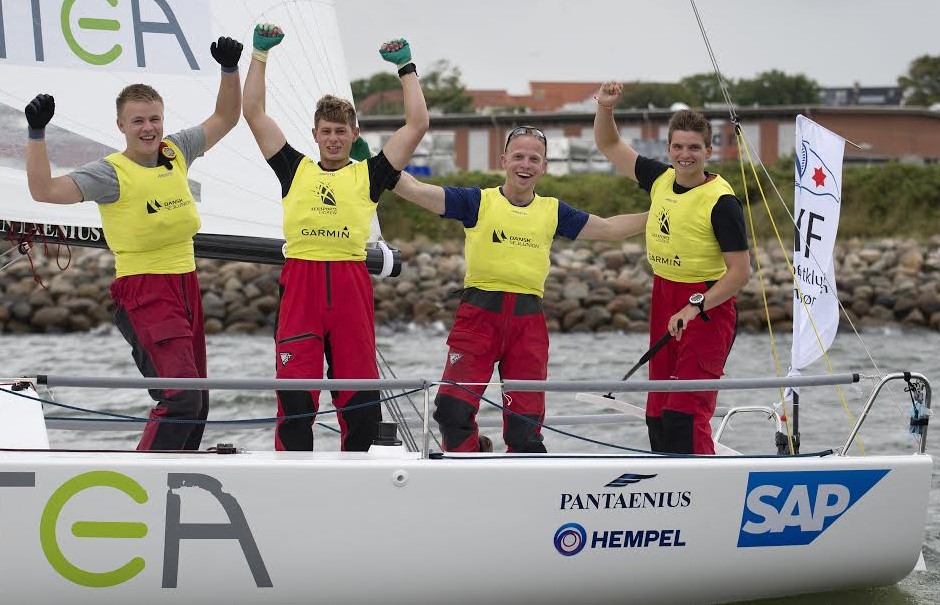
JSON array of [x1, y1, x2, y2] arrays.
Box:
[[25, 94, 55, 134], [210, 36, 244, 72]]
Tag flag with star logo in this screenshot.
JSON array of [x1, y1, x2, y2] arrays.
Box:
[[789, 115, 845, 376]]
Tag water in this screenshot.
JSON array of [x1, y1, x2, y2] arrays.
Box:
[[3, 325, 938, 604]]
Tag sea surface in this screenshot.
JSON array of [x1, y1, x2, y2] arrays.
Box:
[[3, 325, 938, 604]]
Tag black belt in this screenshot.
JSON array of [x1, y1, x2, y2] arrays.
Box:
[[460, 287, 543, 316]]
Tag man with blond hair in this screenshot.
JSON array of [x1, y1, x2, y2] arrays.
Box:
[[25, 36, 244, 451], [392, 126, 648, 453], [243, 24, 429, 451]]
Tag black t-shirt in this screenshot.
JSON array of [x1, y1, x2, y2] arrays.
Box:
[[635, 156, 748, 252], [266, 143, 398, 202]]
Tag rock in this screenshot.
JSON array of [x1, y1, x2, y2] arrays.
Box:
[[898, 248, 924, 273], [395, 280, 416, 295], [562, 282, 589, 301], [601, 250, 626, 271], [31, 306, 71, 330], [243, 283, 262, 300], [250, 295, 279, 315], [225, 321, 258, 334], [10, 301, 32, 321], [202, 292, 226, 319], [561, 308, 585, 331], [74, 283, 102, 299], [930, 311, 940, 330], [412, 299, 440, 322], [48, 276, 75, 295], [583, 306, 612, 330], [227, 307, 264, 325], [69, 314, 93, 332], [611, 313, 631, 330], [205, 318, 224, 334], [27, 288, 54, 308]]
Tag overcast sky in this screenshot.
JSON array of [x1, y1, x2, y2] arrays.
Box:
[[335, 0, 939, 94]]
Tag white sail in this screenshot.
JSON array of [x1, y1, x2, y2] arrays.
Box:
[[0, 0, 352, 242]]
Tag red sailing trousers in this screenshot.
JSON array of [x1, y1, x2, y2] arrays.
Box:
[[434, 288, 549, 453], [111, 272, 208, 451], [274, 259, 381, 451], [646, 276, 737, 455]]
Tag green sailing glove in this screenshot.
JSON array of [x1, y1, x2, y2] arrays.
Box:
[[379, 38, 412, 68], [252, 24, 284, 62]]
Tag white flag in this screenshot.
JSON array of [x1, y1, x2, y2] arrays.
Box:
[[790, 115, 845, 372]]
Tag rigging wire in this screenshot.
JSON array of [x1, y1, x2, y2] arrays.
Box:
[[688, 0, 917, 450], [376, 345, 439, 452]]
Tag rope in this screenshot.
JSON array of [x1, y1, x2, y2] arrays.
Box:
[[686, 0, 905, 453], [3, 384, 422, 427]]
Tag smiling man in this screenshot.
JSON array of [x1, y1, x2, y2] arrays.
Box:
[[392, 126, 648, 453], [242, 24, 429, 452], [24, 36, 244, 451], [593, 81, 751, 456]]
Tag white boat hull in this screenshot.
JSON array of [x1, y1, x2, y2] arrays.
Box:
[[0, 449, 931, 604]]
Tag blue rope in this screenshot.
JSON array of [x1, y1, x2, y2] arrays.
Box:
[[437, 380, 655, 454], [436, 381, 835, 458]]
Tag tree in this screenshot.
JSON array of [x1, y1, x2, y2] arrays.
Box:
[[422, 59, 473, 114], [679, 73, 727, 106], [616, 81, 697, 109], [732, 70, 820, 106], [350, 72, 400, 105], [350, 60, 473, 114], [898, 54, 940, 106]]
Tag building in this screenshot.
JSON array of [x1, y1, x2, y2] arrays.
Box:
[[361, 105, 940, 173]]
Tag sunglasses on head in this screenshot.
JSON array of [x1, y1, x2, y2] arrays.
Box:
[[505, 125, 547, 151]]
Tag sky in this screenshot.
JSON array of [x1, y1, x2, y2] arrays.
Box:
[[335, 0, 940, 94]]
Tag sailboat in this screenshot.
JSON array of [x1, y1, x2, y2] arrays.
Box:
[[0, 1, 933, 604]]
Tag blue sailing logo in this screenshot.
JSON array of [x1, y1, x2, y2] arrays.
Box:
[[795, 139, 841, 204], [604, 473, 657, 488], [554, 522, 587, 556], [737, 469, 889, 547]]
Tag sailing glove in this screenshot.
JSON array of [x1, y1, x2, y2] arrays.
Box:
[[210, 36, 244, 72], [25, 94, 55, 138], [380, 38, 414, 70], [252, 24, 284, 63]]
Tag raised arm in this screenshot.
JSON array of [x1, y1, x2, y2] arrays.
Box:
[[392, 171, 445, 215], [577, 211, 649, 241], [201, 36, 244, 151], [377, 39, 430, 170], [243, 24, 288, 159], [593, 81, 639, 182], [24, 94, 82, 204]]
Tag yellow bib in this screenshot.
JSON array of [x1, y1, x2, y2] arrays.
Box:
[[101, 141, 199, 277], [463, 188, 558, 296], [646, 170, 734, 282], [282, 158, 374, 261]]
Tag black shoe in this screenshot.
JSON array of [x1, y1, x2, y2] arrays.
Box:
[[478, 435, 493, 452]]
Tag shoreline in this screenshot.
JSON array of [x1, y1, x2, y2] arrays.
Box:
[[2, 237, 939, 335]]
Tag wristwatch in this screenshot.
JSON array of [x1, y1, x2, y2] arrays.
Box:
[[689, 293, 710, 322]]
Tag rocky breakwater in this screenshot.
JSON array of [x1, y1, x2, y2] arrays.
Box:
[[2, 236, 940, 335]]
